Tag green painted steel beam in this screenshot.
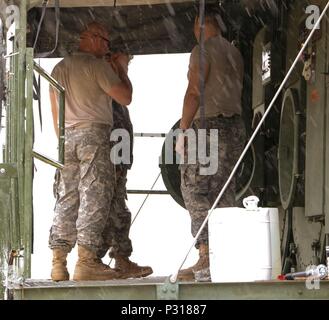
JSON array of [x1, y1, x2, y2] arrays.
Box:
[[10, 279, 329, 300], [7, 32, 20, 253], [16, 0, 27, 257], [23, 48, 34, 278], [11, 0, 28, 279]]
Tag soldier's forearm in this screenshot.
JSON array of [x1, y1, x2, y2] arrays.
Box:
[[117, 65, 133, 97], [180, 92, 199, 130]]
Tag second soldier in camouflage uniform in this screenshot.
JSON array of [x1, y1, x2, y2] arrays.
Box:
[[176, 6, 246, 281], [97, 67, 153, 277]]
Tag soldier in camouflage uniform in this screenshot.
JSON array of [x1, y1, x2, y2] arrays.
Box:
[[176, 6, 246, 281], [98, 100, 153, 278], [49, 22, 132, 281]]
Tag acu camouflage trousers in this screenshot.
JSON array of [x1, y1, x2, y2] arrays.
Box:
[[98, 168, 133, 258], [180, 115, 246, 248], [49, 125, 114, 253]]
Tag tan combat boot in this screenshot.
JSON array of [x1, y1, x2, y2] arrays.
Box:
[[177, 244, 210, 281], [73, 245, 121, 281], [115, 256, 153, 279], [51, 248, 70, 281]]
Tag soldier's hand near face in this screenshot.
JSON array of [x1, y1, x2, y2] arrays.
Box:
[[105, 52, 133, 106], [111, 53, 130, 74]]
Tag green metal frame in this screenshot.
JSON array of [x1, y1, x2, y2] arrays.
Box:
[[2, 0, 329, 302], [0, 0, 65, 299], [23, 48, 33, 278], [0, 1, 27, 299], [9, 278, 329, 300]]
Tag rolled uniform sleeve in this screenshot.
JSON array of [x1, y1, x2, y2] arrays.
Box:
[[93, 59, 122, 94]]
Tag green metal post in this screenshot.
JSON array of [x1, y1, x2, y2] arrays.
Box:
[[17, 1, 27, 271], [5, 54, 13, 164], [8, 32, 20, 252], [4, 0, 28, 266], [7, 55, 15, 247], [1, 11, 12, 301], [24, 48, 34, 277]]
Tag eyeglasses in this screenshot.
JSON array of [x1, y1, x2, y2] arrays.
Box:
[[93, 33, 110, 44]]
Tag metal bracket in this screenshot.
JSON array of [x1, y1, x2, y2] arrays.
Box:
[[156, 277, 179, 300], [0, 163, 17, 179]]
